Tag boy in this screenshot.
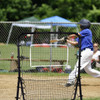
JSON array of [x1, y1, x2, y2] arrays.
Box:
[[65, 19, 100, 87]]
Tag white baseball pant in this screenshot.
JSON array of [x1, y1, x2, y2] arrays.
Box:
[[68, 48, 100, 83]]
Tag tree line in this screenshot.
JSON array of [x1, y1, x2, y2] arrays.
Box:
[[0, 0, 100, 22]]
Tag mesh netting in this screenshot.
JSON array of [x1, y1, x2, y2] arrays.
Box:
[[18, 32, 78, 100]]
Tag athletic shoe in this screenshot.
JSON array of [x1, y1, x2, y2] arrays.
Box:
[[65, 81, 75, 87]]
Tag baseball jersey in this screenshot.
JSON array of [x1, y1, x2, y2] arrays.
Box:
[[76, 29, 93, 51], [92, 51, 100, 61]]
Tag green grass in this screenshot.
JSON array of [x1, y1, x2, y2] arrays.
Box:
[[3, 44, 100, 74], [83, 97, 100, 100], [0, 70, 94, 78], [0, 44, 17, 70], [0, 44, 78, 71], [22, 45, 77, 70], [0, 44, 17, 58]]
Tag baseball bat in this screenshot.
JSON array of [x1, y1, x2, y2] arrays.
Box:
[[50, 37, 66, 43]]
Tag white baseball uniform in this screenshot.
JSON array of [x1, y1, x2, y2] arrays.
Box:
[[67, 29, 100, 84]]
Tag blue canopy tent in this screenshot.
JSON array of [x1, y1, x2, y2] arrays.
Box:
[[41, 16, 77, 27], [41, 16, 78, 39], [41, 16, 78, 41]]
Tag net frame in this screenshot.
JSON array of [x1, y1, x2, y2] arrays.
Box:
[[16, 31, 82, 100], [29, 44, 69, 68]]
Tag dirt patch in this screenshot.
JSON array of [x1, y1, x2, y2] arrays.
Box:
[[0, 74, 100, 100], [0, 74, 17, 100], [82, 76, 100, 98], [0, 43, 5, 45]]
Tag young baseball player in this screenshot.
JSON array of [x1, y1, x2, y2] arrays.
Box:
[[65, 19, 100, 87]]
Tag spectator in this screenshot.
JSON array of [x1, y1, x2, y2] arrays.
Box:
[[92, 43, 100, 68]]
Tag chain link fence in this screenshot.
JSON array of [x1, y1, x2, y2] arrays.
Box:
[[0, 22, 100, 100], [0, 21, 100, 71]]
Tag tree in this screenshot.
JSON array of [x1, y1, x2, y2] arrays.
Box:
[[33, 0, 93, 21], [86, 5, 100, 22], [1, 0, 100, 22], [0, 0, 34, 21], [33, 4, 59, 19]]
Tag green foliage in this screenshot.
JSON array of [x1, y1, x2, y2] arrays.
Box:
[[0, 0, 100, 22], [0, 0, 34, 21], [87, 5, 100, 22], [33, 0, 100, 22], [0, 9, 7, 21], [34, 4, 59, 19]]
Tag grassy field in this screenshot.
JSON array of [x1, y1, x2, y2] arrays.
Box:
[[0, 44, 17, 70], [0, 71, 96, 77], [0, 44, 77, 71], [83, 98, 100, 100]]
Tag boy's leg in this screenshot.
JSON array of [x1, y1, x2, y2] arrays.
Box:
[[65, 61, 78, 86], [66, 49, 94, 86], [84, 62, 100, 77]]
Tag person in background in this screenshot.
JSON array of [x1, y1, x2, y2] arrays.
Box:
[[91, 43, 100, 68]]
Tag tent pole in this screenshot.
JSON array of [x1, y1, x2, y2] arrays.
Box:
[[6, 25, 13, 44], [50, 25, 53, 71], [31, 27, 35, 44], [54, 25, 59, 47]]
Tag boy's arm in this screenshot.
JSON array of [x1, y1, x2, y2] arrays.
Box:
[[67, 39, 78, 46], [68, 33, 81, 39]]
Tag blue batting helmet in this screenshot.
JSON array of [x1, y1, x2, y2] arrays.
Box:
[[78, 19, 91, 29]]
